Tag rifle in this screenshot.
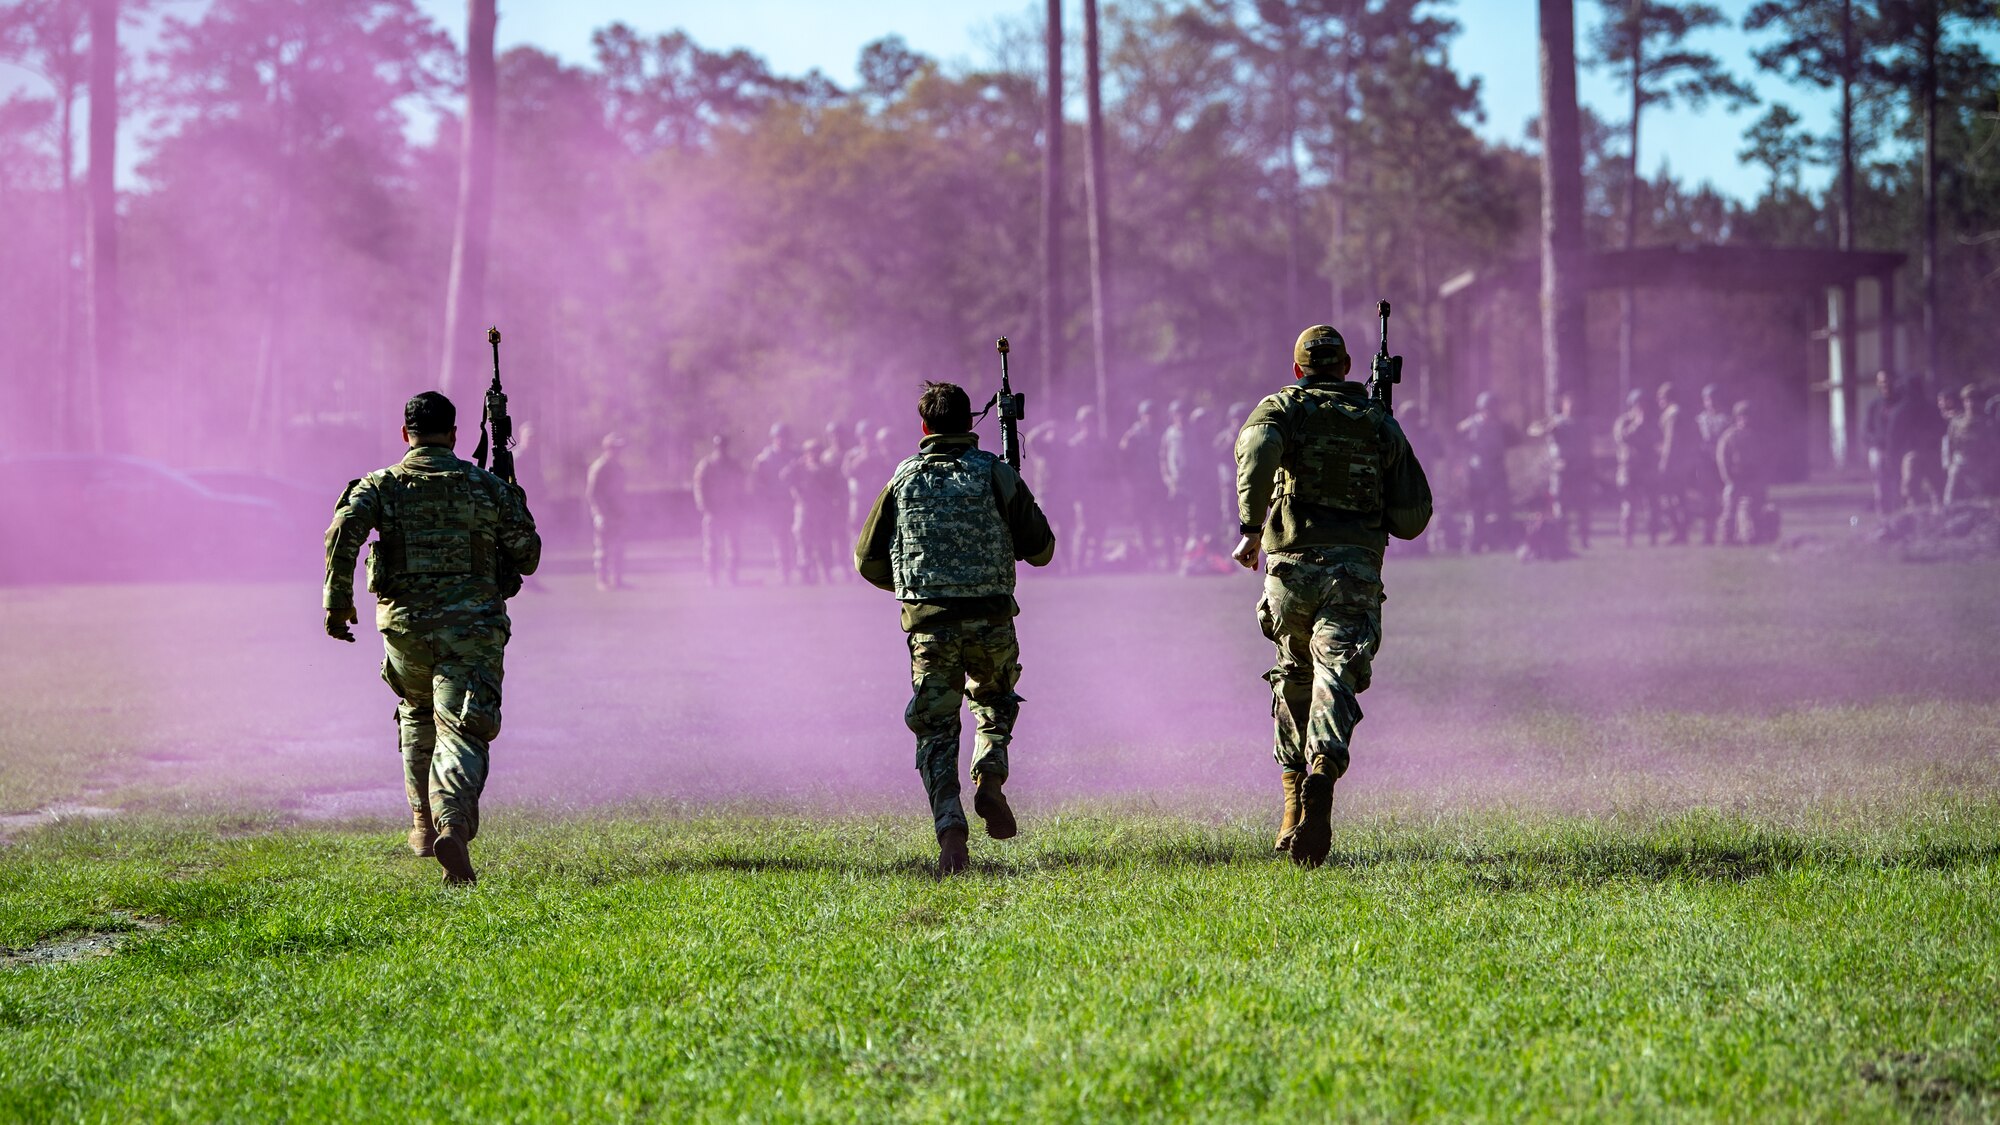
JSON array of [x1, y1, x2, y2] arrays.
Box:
[[991, 336, 1026, 471], [1369, 300, 1402, 416], [472, 326, 523, 597], [473, 326, 515, 485]]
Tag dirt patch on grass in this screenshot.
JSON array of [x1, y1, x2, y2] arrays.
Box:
[[2, 911, 168, 969], [0, 803, 120, 845], [1859, 1051, 1994, 1111]]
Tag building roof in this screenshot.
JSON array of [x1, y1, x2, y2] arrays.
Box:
[[1440, 244, 1907, 303]]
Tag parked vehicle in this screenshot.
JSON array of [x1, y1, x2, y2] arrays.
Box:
[[0, 454, 292, 583]]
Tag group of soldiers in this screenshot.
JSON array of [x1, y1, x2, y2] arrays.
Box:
[[323, 321, 1432, 881], [1397, 380, 1775, 556], [1864, 370, 2000, 516], [586, 399, 1275, 590]]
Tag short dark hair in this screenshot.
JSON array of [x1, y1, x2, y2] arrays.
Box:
[[405, 391, 456, 435], [918, 381, 973, 434]]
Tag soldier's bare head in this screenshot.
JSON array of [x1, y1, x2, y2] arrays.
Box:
[[918, 381, 972, 436], [402, 391, 457, 448], [1292, 325, 1350, 382]]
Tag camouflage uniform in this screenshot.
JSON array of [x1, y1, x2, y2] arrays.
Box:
[[1612, 397, 1658, 546], [324, 444, 541, 841], [1715, 407, 1769, 545], [1236, 340, 1431, 783], [692, 442, 745, 585], [855, 432, 1056, 837]]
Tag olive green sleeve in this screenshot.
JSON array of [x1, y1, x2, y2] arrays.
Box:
[[322, 476, 381, 611], [1234, 396, 1287, 533], [1379, 417, 1433, 541], [854, 484, 898, 591]]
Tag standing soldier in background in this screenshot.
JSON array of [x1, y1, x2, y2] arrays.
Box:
[[1655, 382, 1701, 544], [785, 439, 847, 585], [751, 423, 798, 584], [1944, 385, 1990, 504], [855, 381, 1056, 876], [1530, 393, 1591, 550], [692, 433, 745, 586], [1064, 406, 1108, 572], [1612, 389, 1658, 547], [324, 391, 542, 886], [1159, 400, 1193, 551], [1715, 401, 1769, 545], [1455, 392, 1508, 552], [1900, 379, 1947, 513], [1695, 385, 1731, 545], [584, 433, 630, 590], [1233, 326, 1431, 868], [1863, 371, 1902, 517], [843, 424, 896, 545], [1119, 401, 1169, 567]]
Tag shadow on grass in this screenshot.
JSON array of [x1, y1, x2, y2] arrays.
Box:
[[525, 835, 2000, 889]]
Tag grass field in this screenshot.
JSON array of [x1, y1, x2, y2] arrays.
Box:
[[4, 492, 1999, 1120]]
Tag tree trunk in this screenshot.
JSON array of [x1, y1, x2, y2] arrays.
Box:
[[86, 0, 120, 453], [1539, 0, 1589, 416], [439, 0, 499, 397], [1619, 24, 1640, 406], [1082, 0, 1111, 436], [1838, 0, 1855, 252], [1919, 3, 1938, 382], [1328, 27, 1352, 328], [1279, 43, 1300, 328], [56, 70, 77, 449], [1041, 0, 1064, 409]]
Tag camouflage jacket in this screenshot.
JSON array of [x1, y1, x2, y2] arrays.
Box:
[[324, 444, 542, 633], [1235, 376, 1431, 559], [854, 433, 1056, 632]]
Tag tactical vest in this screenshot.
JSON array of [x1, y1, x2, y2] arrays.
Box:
[[365, 462, 506, 600], [1273, 385, 1387, 517], [888, 448, 1014, 601]]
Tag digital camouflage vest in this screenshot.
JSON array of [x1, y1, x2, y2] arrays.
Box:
[[1274, 384, 1388, 517], [889, 448, 1014, 600], [365, 462, 512, 603]]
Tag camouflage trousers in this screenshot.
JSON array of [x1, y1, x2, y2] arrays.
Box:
[[906, 616, 1022, 834], [1257, 548, 1384, 778], [381, 622, 508, 840]]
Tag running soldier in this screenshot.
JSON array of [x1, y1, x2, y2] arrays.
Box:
[[855, 381, 1057, 875], [323, 391, 541, 886], [1233, 326, 1432, 868]]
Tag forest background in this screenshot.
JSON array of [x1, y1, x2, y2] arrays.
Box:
[[0, 0, 1995, 497]]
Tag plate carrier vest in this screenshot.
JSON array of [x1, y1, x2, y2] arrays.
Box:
[[888, 447, 1014, 601], [365, 462, 507, 600], [1273, 384, 1388, 519]]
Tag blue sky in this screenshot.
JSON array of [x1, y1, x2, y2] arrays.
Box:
[[0, 0, 1940, 200], [411, 0, 1867, 202]]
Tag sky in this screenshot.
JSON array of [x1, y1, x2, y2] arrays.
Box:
[[0, 0, 1942, 200], [407, 0, 1861, 202]]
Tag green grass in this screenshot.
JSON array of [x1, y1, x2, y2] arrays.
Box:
[[3, 808, 1998, 1121], [4, 484, 2000, 1119]]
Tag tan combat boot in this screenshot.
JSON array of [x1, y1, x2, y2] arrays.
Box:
[[936, 826, 970, 877], [971, 773, 1018, 840], [1274, 771, 1304, 852], [408, 807, 437, 857], [433, 825, 478, 886], [1288, 768, 1335, 869]]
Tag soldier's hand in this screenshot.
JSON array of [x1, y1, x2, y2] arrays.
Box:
[[325, 606, 358, 643], [1231, 535, 1261, 570]]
